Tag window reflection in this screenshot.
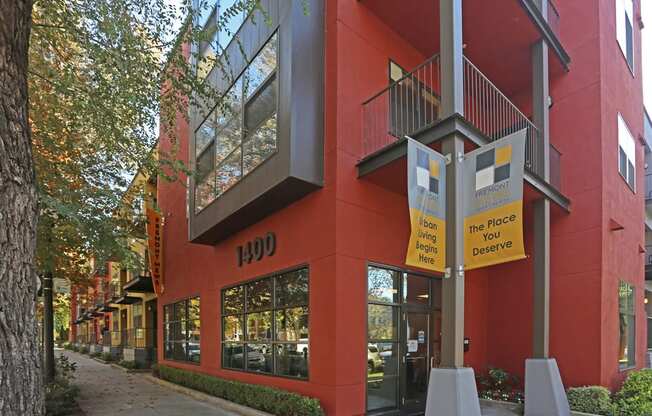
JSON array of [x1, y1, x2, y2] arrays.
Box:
[[163, 297, 201, 364], [368, 267, 399, 303], [221, 267, 309, 379], [368, 304, 398, 341], [193, 32, 278, 212]]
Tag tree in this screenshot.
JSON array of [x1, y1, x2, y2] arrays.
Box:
[[1, 0, 265, 413], [0, 0, 43, 414]]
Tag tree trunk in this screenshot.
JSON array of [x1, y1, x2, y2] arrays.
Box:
[[0, 0, 42, 415]]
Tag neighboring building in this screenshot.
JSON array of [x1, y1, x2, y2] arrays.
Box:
[[155, 0, 648, 415], [645, 109, 652, 367], [71, 168, 159, 367]]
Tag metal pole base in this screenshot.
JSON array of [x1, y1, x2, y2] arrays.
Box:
[[425, 367, 481, 416], [525, 358, 570, 416]]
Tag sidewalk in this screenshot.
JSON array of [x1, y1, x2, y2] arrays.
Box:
[[57, 350, 239, 416]]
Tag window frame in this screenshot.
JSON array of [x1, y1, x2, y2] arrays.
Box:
[[163, 296, 201, 364], [220, 266, 310, 380], [194, 31, 280, 213], [615, 0, 635, 73], [617, 113, 636, 192], [618, 281, 636, 370]]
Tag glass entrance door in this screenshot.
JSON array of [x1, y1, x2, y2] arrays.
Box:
[[402, 311, 430, 414], [366, 266, 441, 416]]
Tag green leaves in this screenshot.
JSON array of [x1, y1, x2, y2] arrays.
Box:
[[29, 0, 262, 281]]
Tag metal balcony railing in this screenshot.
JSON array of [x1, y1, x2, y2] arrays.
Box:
[[646, 245, 652, 267], [547, 0, 560, 39], [645, 173, 652, 201], [362, 54, 560, 189], [105, 328, 157, 349]]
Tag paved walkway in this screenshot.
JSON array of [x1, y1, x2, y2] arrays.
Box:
[[58, 350, 239, 416]]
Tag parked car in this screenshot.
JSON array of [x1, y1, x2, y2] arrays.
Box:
[[368, 344, 384, 372]]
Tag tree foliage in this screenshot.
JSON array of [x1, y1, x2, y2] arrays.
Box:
[[29, 0, 261, 284]]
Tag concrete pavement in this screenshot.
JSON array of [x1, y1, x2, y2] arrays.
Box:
[[58, 350, 239, 416]]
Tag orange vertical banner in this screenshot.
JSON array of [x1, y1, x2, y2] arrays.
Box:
[[146, 208, 164, 295]]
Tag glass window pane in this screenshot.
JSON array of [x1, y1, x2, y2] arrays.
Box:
[[195, 115, 217, 156], [243, 114, 277, 175], [275, 307, 309, 342], [164, 305, 171, 322], [223, 286, 245, 315], [195, 168, 216, 212], [404, 274, 430, 306], [219, 77, 243, 121], [215, 147, 242, 195], [368, 267, 400, 303], [217, 0, 245, 50], [223, 343, 244, 369], [173, 342, 187, 361], [245, 75, 277, 133], [188, 298, 201, 320], [367, 342, 399, 412], [368, 305, 398, 341], [246, 279, 273, 311], [196, 142, 215, 183], [244, 34, 278, 98], [188, 319, 201, 342], [246, 311, 273, 342], [276, 343, 308, 379], [247, 343, 272, 373], [619, 146, 627, 177], [627, 160, 635, 189], [276, 268, 308, 307], [223, 315, 244, 342], [215, 115, 242, 165]]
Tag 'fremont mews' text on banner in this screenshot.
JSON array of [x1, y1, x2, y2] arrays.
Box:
[[463, 129, 527, 270], [405, 139, 446, 272]]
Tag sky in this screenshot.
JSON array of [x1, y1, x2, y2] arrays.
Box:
[[643, 0, 652, 112]]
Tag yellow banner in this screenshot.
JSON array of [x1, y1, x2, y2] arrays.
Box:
[[464, 200, 526, 270], [146, 208, 164, 295], [406, 208, 446, 272]]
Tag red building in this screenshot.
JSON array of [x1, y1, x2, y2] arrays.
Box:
[[156, 0, 649, 414]]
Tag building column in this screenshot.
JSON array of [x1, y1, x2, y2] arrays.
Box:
[[439, 0, 465, 369], [526, 2, 570, 415], [425, 1, 481, 414]]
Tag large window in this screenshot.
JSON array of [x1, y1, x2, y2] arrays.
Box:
[[618, 114, 636, 190], [164, 297, 201, 363], [615, 0, 634, 71], [195, 32, 279, 212], [195, 0, 249, 80], [221, 267, 309, 379], [619, 281, 636, 369]]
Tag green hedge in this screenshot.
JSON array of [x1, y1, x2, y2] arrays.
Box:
[[567, 386, 613, 415], [613, 369, 652, 416], [158, 365, 324, 416]]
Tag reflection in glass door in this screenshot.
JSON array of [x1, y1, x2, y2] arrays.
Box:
[[366, 265, 441, 415], [403, 312, 429, 414]]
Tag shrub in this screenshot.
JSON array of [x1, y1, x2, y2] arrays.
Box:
[[567, 386, 613, 415], [151, 363, 160, 378], [70, 344, 79, 352], [101, 352, 114, 362], [90, 351, 101, 358], [158, 365, 324, 416], [79, 345, 89, 354], [477, 367, 524, 403], [613, 369, 652, 416], [45, 355, 79, 416], [118, 360, 138, 370]]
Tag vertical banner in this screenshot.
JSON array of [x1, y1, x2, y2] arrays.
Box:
[[405, 139, 446, 272], [463, 129, 527, 270], [146, 208, 165, 295]]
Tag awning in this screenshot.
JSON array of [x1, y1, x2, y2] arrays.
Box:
[[97, 304, 118, 313], [123, 275, 154, 294], [113, 295, 141, 305]]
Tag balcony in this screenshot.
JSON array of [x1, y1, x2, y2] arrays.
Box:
[[361, 54, 563, 199]]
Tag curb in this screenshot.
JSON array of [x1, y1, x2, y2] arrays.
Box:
[[142, 375, 273, 416], [91, 357, 111, 365]]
